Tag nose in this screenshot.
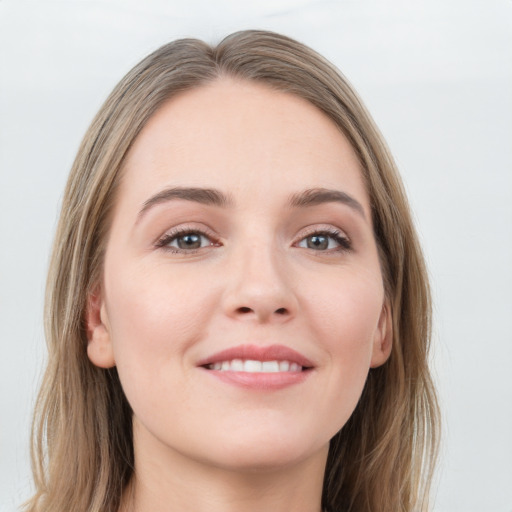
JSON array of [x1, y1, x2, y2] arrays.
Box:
[[221, 242, 298, 324]]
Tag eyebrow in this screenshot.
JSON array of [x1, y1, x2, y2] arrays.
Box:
[[137, 185, 366, 221], [138, 186, 232, 220], [289, 188, 366, 219]]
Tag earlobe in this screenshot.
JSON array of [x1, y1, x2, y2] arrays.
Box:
[[370, 300, 393, 368], [85, 287, 116, 369]]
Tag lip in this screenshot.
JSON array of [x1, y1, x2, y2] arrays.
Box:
[[196, 344, 314, 391], [196, 344, 314, 368]]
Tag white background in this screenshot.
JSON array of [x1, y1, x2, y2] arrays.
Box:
[[1, 1, 511, 511]]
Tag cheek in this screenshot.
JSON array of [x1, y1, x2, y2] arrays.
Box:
[[103, 261, 216, 370], [309, 270, 383, 345], [102, 263, 215, 426], [304, 269, 384, 396]]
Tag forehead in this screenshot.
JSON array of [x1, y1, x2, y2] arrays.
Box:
[[119, 78, 369, 215]]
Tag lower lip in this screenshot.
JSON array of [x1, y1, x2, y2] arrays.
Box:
[[200, 368, 312, 390]]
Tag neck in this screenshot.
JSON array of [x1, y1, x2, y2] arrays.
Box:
[[120, 422, 327, 512]]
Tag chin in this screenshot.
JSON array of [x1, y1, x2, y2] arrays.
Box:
[[195, 428, 329, 473]]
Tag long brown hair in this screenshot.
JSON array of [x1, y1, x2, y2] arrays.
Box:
[[26, 30, 439, 512]]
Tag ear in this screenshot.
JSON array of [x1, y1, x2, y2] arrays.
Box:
[[370, 300, 393, 368], [85, 286, 116, 368]]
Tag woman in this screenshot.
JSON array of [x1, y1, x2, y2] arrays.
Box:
[[26, 30, 439, 512]]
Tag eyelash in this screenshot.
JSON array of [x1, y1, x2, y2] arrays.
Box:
[[155, 226, 219, 254], [154, 227, 352, 254], [295, 228, 352, 253]]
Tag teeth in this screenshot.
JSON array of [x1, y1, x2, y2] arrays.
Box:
[[279, 361, 290, 372], [244, 360, 262, 372], [207, 359, 303, 372], [262, 361, 279, 372], [231, 359, 244, 372]]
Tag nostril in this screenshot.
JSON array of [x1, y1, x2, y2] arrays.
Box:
[[232, 306, 290, 319]]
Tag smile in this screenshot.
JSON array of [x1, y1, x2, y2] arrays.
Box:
[[198, 344, 313, 390], [206, 359, 303, 372]]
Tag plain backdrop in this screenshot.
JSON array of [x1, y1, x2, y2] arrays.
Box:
[[1, 1, 511, 511]]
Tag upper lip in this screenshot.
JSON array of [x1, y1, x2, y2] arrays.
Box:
[[197, 344, 314, 368]]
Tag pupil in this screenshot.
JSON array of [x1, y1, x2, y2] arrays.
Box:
[[177, 233, 201, 249], [307, 235, 328, 250]]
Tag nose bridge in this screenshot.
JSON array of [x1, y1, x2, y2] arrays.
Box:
[[222, 229, 297, 322]]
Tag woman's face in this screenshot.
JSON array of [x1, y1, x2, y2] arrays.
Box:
[[87, 79, 391, 472]]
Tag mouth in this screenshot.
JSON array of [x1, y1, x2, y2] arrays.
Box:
[[205, 359, 304, 373], [198, 344, 313, 371], [197, 344, 314, 389]]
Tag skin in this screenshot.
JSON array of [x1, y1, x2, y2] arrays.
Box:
[[86, 78, 392, 512]]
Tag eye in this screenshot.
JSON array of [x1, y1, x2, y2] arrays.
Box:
[[156, 229, 218, 253], [296, 230, 351, 252], [172, 232, 209, 250]]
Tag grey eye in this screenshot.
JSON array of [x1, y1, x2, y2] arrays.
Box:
[[296, 231, 350, 251], [306, 234, 329, 250], [298, 234, 337, 250], [167, 232, 211, 250], [176, 233, 202, 249]]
